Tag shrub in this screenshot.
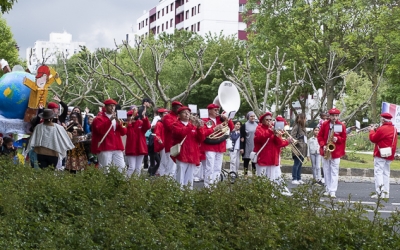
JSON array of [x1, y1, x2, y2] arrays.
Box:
[[0, 159, 399, 249]]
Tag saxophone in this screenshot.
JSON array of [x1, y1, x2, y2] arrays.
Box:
[[324, 127, 336, 159]]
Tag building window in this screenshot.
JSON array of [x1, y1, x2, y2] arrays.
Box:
[[186, 10, 189, 19], [197, 22, 200, 31], [170, 19, 173, 27], [157, 26, 160, 34], [166, 21, 168, 29], [162, 23, 164, 31], [138, 23, 141, 30], [170, 3, 173, 11], [191, 25, 193, 31], [158, 11, 160, 19], [198, 4, 200, 13], [192, 7, 194, 16], [141, 21, 144, 28], [162, 9, 164, 16], [166, 7, 169, 14], [146, 18, 148, 25], [186, 0, 189, 2], [239, 4, 246, 12]]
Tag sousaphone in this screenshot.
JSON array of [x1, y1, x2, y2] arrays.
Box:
[[204, 81, 240, 145]]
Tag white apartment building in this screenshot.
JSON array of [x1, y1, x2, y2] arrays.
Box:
[[136, 0, 248, 40], [26, 31, 85, 73]]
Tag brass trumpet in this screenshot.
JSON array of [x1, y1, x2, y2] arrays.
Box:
[[189, 115, 204, 127]]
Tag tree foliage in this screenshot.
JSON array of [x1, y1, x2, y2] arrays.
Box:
[[0, 0, 16, 13], [0, 14, 21, 76]]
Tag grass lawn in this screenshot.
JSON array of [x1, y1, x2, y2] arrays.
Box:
[[224, 152, 400, 170]]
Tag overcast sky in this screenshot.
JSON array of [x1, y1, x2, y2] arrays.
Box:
[[3, 0, 160, 59]]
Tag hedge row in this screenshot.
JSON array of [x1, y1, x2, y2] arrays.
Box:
[[0, 157, 398, 249]]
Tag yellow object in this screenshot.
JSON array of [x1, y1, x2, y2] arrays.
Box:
[[3, 87, 11, 97]]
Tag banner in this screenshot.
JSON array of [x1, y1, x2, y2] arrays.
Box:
[[381, 102, 400, 131]]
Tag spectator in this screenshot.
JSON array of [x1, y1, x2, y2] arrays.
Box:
[[27, 109, 75, 169], [0, 137, 17, 158]]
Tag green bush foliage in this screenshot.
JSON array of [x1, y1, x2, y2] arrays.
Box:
[[346, 132, 375, 151], [0, 158, 399, 249]]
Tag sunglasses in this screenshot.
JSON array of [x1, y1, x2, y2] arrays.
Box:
[[265, 119, 272, 121]]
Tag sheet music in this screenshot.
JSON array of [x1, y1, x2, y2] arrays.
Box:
[[334, 124, 343, 133], [188, 104, 197, 114], [199, 109, 208, 119], [117, 110, 127, 120]]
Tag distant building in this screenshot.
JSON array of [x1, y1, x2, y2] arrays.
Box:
[[26, 31, 85, 73], [135, 0, 248, 40]]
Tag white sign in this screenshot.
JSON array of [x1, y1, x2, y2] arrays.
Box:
[[355, 120, 360, 129]]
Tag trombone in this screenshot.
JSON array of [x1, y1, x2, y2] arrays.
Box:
[[276, 126, 307, 164]]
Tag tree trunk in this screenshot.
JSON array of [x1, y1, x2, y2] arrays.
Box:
[[326, 79, 335, 110]]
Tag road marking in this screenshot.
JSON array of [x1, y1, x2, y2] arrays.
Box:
[[392, 203, 400, 206], [366, 210, 394, 214]]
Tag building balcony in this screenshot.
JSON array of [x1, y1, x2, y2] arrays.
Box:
[[176, 21, 184, 30], [150, 21, 156, 29], [176, 5, 184, 14]]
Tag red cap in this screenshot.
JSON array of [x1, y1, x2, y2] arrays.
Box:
[[207, 103, 220, 110], [36, 65, 50, 78], [328, 108, 341, 115], [47, 102, 58, 109], [259, 112, 272, 122], [127, 110, 134, 117], [157, 108, 169, 113], [275, 115, 288, 125], [171, 101, 183, 106], [103, 99, 117, 105], [381, 112, 393, 119], [177, 106, 191, 113]]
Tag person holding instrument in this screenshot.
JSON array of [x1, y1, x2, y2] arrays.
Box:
[[290, 113, 308, 185], [91, 99, 127, 172], [317, 108, 346, 198], [369, 113, 398, 199]]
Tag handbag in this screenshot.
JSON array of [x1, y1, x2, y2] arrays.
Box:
[[250, 138, 270, 163], [378, 128, 396, 158], [170, 136, 187, 157]]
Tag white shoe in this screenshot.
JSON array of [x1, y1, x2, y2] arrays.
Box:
[[292, 180, 300, 185], [193, 177, 200, 182], [323, 192, 329, 196], [371, 194, 378, 199], [330, 192, 336, 198], [321, 179, 325, 184], [298, 180, 305, 184]]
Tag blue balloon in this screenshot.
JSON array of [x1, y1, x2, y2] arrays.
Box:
[[0, 71, 34, 119]]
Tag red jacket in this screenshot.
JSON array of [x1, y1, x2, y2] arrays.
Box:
[[317, 120, 346, 158], [369, 122, 398, 161], [154, 120, 165, 153], [163, 112, 179, 153], [201, 117, 234, 153], [125, 117, 151, 156], [253, 124, 286, 166], [171, 120, 205, 166], [91, 113, 127, 154]]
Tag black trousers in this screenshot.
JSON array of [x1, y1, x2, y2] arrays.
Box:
[[147, 152, 161, 176], [143, 155, 149, 169], [243, 158, 256, 175], [37, 154, 58, 169]]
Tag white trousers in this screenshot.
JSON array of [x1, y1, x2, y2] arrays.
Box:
[[126, 155, 145, 177], [374, 157, 391, 195], [204, 151, 223, 188], [322, 158, 340, 193], [176, 160, 195, 189], [229, 149, 241, 173], [98, 150, 125, 173], [256, 165, 290, 193], [158, 149, 167, 176], [193, 160, 205, 180]]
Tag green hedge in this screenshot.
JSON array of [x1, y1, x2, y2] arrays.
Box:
[[0, 157, 399, 249]]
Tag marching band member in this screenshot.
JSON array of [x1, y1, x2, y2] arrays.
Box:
[[125, 109, 151, 177], [162, 101, 183, 177], [202, 103, 234, 188], [171, 106, 205, 189], [254, 112, 291, 196], [149, 108, 169, 176], [369, 113, 398, 199], [290, 113, 308, 185], [91, 99, 127, 172], [317, 108, 346, 198]]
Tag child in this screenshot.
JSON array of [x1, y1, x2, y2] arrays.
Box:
[[0, 137, 17, 158], [229, 121, 242, 174], [308, 127, 323, 185], [317, 112, 328, 128]]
